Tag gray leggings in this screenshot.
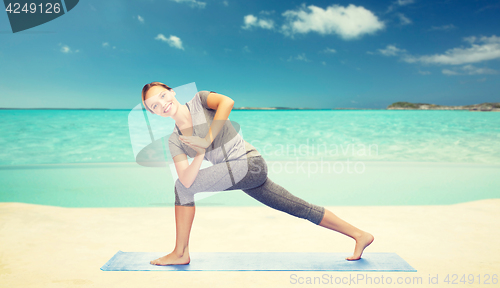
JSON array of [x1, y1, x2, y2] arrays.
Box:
[[174, 155, 326, 225]]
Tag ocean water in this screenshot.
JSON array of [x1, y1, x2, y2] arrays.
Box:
[[0, 109, 499, 165], [0, 109, 499, 207]]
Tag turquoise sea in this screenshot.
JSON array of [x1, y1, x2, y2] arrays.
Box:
[[1, 109, 499, 207]]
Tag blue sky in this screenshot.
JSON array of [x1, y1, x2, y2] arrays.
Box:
[[1, 0, 499, 109]]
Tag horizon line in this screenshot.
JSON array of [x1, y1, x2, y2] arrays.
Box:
[[0, 107, 385, 111]]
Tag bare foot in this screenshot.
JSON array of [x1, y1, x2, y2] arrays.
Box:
[[346, 231, 374, 261], [150, 251, 190, 266]]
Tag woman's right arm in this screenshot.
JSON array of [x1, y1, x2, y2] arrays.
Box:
[[173, 152, 205, 188]]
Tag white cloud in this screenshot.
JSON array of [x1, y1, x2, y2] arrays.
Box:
[[242, 15, 257, 27], [397, 13, 412, 25], [155, 34, 185, 50], [281, 4, 385, 40], [242, 14, 274, 30], [259, 10, 275, 16], [137, 15, 144, 23], [322, 47, 337, 53], [295, 53, 309, 61], [387, 0, 414, 13], [322, 61, 326, 65], [378, 44, 407, 56], [397, 0, 414, 5], [374, 35, 500, 78], [59, 44, 79, 53], [442, 64, 498, 76], [463, 36, 477, 44], [222, 1, 228, 6], [103, 42, 116, 50], [429, 24, 456, 31], [242, 46, 251, 53], [171, 0, 206, 9], [61, 46, 71, 53], [442, 69, 460, 75], [403, 35, 500, 65], [287, 53, 310, 62], [461, 64, 497, 74]]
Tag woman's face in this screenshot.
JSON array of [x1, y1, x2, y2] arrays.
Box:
[[144, 86, 177, 117]]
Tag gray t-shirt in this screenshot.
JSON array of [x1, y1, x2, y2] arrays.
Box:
[[168, 91, 261, 164]]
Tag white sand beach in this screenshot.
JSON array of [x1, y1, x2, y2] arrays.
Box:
[[1, 199, 499, 287]]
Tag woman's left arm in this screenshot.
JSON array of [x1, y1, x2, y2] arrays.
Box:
[[204, 92, 234, 144]]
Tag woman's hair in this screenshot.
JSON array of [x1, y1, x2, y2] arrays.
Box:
[[141, 81, 172, 114]]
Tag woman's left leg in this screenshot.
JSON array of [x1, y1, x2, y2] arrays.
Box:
[[317, 209, 374, 260], [229, 155, 325, 225], [242, 176, 326, 225], [233, 155, 374, 260]]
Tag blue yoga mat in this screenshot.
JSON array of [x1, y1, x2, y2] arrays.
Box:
[[100, 251, 416, 271]]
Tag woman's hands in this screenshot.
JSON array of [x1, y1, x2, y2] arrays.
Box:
[[180, 135, 210, 155]]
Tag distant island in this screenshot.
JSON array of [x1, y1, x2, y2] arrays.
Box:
[[387, 102, 500, 111]]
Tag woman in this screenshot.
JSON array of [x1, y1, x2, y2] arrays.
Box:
[[141, 82, 374, 266]]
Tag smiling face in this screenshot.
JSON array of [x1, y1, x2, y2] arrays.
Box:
[[144, 86, 177, 117]]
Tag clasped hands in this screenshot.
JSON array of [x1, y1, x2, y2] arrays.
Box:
[[179, 135, 211, 155]]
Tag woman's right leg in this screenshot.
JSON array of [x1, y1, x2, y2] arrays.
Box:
[[150, 203, 194, 265]]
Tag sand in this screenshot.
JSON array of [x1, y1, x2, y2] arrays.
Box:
[[1, 199, 499, 287]]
